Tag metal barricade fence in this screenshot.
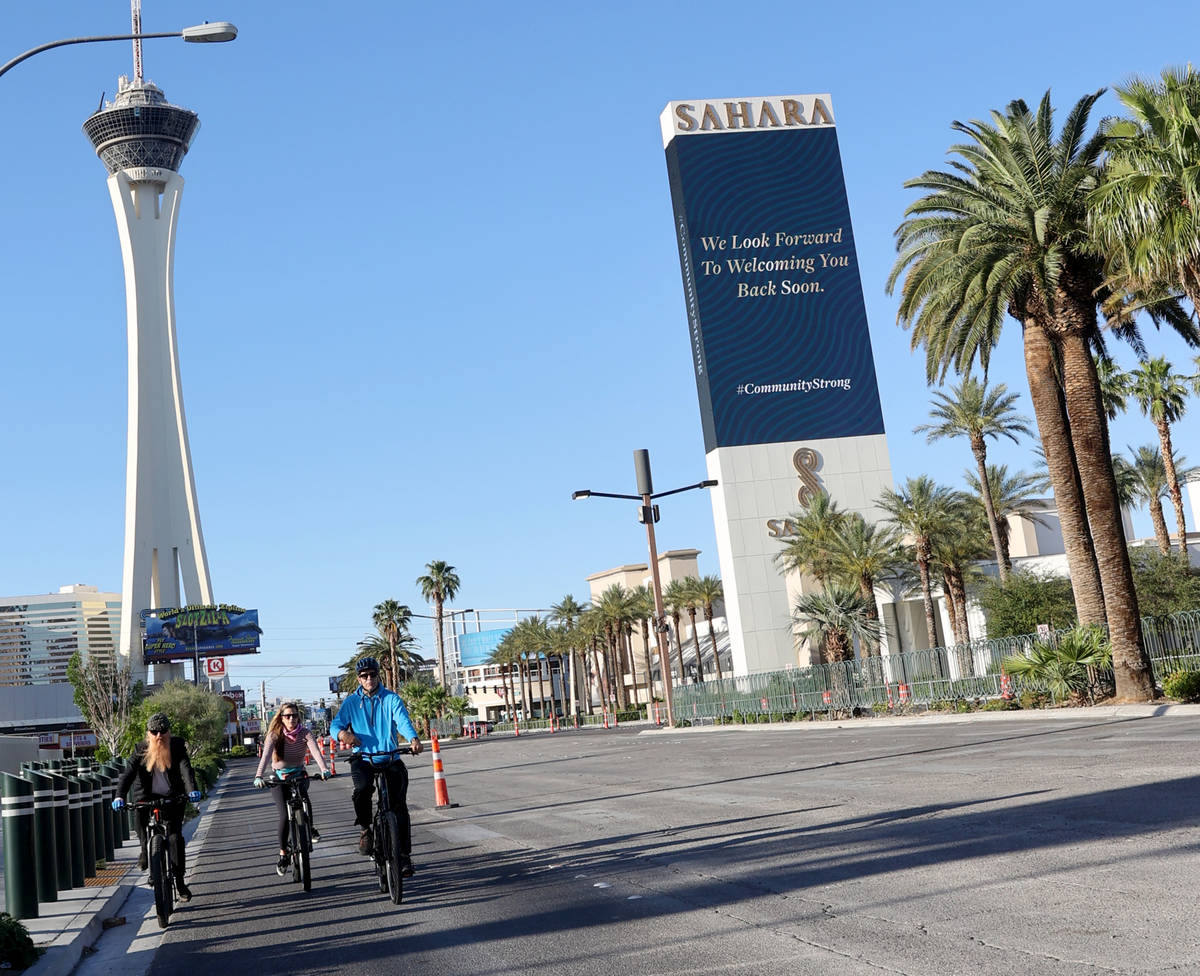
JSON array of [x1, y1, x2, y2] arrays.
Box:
[[667, 609, 1200, 722]]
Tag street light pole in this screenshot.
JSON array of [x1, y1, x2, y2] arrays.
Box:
[[572, 451, 718, 730], [0, 23, 237, 80], [634, 450, 677, 728]]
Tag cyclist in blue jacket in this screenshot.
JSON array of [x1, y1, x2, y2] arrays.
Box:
[[329, 656, 423, 873]]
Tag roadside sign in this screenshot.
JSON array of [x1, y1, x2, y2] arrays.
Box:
[[206, 657, 227, 678], [1036, 624, 1052, 641]]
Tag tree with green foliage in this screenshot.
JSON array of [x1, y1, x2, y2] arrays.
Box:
[[1130, 548, 1200, 619], [1115, 445, 1179, 555], [66, 651, 142, 759], [1001, 625, 1111, 703], [662, 578, 691, 684], [915, 378, 1033, 580], [687, 575, 726, 681], [976, 570, 1079, 639], [122, 681, 229, 760], [774, 492, 847, 587], [963, 464, 1050, 570], [372, 599, 413, 689]]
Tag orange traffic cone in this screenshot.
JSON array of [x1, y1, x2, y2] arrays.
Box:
[[1000, 670, 1014, 701], [430, 732, 457, 808]]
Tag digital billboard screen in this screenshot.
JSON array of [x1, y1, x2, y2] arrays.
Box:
[[662, 95, 886, 451], [143, 605, 261, 664]]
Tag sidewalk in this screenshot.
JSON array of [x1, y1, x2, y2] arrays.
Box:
[[5, 778, 224, 976], [639, 700, 1200, 733]]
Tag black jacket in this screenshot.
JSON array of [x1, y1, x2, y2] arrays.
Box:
[[116, 736, 197, 802]]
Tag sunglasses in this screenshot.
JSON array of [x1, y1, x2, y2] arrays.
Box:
[[281, 713, 298, 719], [149, 730, 169, 736], [359, 672, 378, 679]]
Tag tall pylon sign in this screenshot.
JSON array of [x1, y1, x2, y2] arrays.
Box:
[[83, 2, 214, 681], [662, 95, 894, 673]]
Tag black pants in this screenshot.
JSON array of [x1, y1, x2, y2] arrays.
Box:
[[349, 757, 411, 857], [135, 803, 186, 889], [270, 778, 313, 849]]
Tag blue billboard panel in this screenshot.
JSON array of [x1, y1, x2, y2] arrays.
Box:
[[143, 605, 261, 663], [457, 628, 513, 668], [662, 95, 886, 451]]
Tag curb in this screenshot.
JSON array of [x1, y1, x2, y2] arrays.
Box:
[[638, 702, 1200, 734]]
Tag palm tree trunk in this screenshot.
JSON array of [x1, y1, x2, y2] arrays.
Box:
[[1058, 328, 1153, 699], [639, 621, 655, 704], [916, 538, 939, 649], [1156, 418, 1188, 557], [705, 609, 723, 681], [1150, 494, 1172, 555], [434, 601, 447, 687], [859, 574, 883, 656], [1023, 322, 1106, 625], [973, 441, 1010, 579], [672, 613, 686, 681], [941, 574, 962, 645], [687, 609, 702, 677], [537, 656, 547, 719]]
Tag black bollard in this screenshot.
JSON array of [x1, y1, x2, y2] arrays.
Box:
[[65, 776, 85, 887], [45, 772, 72, 891], [75, 775, 96, 879], [18, 769, 58, 904], [94, 772, 115, 862], [2, 772, 39, 919]]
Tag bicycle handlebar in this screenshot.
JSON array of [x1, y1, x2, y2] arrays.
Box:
[[354, 747, 414, 760], [262, 771, 333, 787], [131, 796, 187, 807]]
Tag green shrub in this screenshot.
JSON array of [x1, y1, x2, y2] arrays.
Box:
[[226, 745, 251, 759], [981, 697, 1021, 711], [1019, 689, 1050, 709], [1162, 669, 1200, 703], [1002, 625, 1111, 702], [0, 912, 38, 970], [976, 569, 1078, 638]]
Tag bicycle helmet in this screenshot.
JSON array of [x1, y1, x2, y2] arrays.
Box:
[[147, 712, 171, 733], [356, 656, 380, 675]]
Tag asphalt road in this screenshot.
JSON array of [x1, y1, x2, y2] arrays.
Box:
[[85, 717, 1200, 975]]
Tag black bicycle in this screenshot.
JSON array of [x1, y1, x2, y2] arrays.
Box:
[[356, 749, 413, 905], [132, 797, 186, 928], [265, 768, 329, 892]]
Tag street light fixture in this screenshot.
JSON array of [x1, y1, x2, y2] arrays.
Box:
[[572, 449, 718, 729], [0, 21, 238, 80]]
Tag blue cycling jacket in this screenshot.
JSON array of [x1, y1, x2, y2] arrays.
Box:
[[329, 685, 420, 758]]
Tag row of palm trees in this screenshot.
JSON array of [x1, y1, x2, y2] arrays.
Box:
[[780, 370, 1196, 671], [482, 577, 726, 720], [886, 67, 1200, 700], [336, 560, 463, 692]]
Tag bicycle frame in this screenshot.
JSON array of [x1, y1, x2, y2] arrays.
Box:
[[265, 770, 327, 892], [132, 797, 185, 928], [355, 749, 411, 905]]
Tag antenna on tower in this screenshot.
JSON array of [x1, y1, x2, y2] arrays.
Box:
[[131, 0, 144, 85]]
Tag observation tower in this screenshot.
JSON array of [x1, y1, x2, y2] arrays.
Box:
[[83, 8, 213, 681]]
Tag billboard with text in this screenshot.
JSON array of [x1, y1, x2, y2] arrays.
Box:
[[662, 94, 886, 451], [143, 605, 261, 664]]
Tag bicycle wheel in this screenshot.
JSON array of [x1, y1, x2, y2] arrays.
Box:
[[294, 809, 312, 892], [382, 811, 403, 905], [149, 834, 172, 928], [373, 813, 388, 893]]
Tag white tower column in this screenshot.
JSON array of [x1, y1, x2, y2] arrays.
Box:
[[111, 169, 212, 678]]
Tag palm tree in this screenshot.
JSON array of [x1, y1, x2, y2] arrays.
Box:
[[549, 594, 587, 716], [688, 575, 725, 682], [1128, 357, 1192, 557], [577, 609, 608, 712], [593, 586, 633, 709], [1115, 445, 1183, 556], [1091, 66, 1200, 313], [372, 599, 412, 689], [773, 492, 846, 585], [932, 496, 991, 658], [887, 91, 1177, 699], [662, 579, 690, 682], [678, 576, 704, 680], [915, 378, 1032, 581], [963, 464, 1050, 571], [791, 585, 882, 665], [1096, 358, 1131, 421], [356, 628, 423, 687], [825, 513, 904, 656], [416, 561, 461, 688], [878, 477, 958, 650], [631, 585, 657, 703]]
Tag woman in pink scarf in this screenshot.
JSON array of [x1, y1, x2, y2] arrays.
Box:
[[253, 702, 331, 875]]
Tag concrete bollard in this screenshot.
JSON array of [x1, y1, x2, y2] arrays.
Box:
[[103, 763, 130, 843], [84, 774, 107, 868], [18, 769, 58, 904], [45, 772, 73, 891], [2, 772, 39, 919]]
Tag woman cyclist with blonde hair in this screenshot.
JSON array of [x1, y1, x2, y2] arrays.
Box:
[[253, 702, 331, 875]]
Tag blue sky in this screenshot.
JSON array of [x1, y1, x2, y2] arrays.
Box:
[[4, 1, 1200, 704]]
